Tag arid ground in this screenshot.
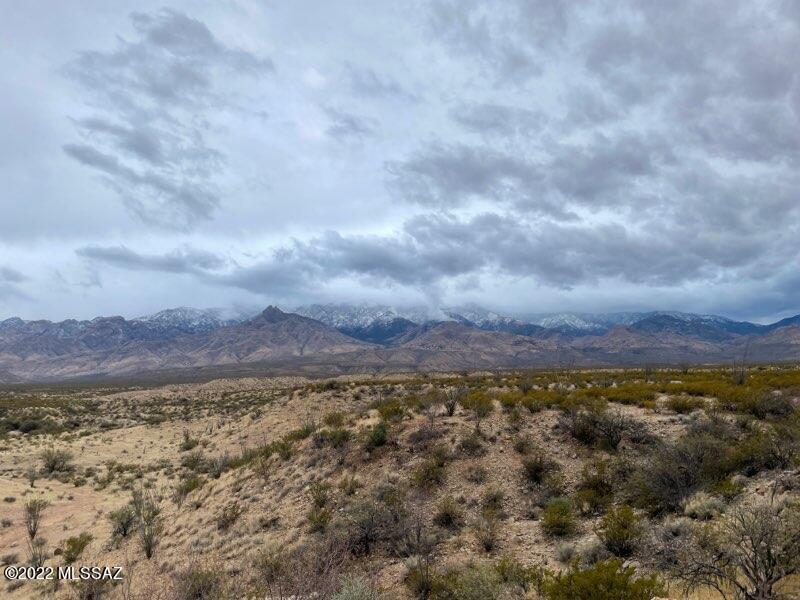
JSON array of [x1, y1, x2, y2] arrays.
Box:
[[2, 367, 800, 599]]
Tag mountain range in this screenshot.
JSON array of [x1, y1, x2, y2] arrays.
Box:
[[0, 303, 799, 382]]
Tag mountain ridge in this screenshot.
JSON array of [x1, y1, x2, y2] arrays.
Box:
[[2, 303, 799, 382]]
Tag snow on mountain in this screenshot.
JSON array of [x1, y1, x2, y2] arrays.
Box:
[[133, 307, 248, 334], [293, 304, 442, 329]]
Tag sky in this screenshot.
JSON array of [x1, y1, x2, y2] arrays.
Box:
[[1, 0, 799, 323]]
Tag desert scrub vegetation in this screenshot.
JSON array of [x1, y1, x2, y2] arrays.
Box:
[[5, 368, 800, 597], [595, 505, 642, 557], [40, 447, 74, 474], [651, 497, 800, 600], [542, 559, 665, 600], [541, 498, 577, 537]]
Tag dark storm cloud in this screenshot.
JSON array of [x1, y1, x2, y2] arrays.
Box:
[[63, 9, 272, 230], [385, 132, 675, 216], [5, 0, 800, 321], [76, 245, 226, 274]]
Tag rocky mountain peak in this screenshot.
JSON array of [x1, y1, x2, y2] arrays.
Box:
[[260, 305, 286, 323]]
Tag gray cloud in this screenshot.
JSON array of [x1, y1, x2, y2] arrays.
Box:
[[345, 64, 416, 101], [324, 107, 379, 142], [77, 245, 227, 274], [63, 9, 272, 229], [3, 1, 800, 322], [450, 102, 545, 137], [0, 267, 27, 284]]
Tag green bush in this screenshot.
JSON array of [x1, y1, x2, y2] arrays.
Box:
[[216, 502, 243, 531], [541, 499, 576, 537], [372, 398, 405, 422], [333, 576, 384, 600], [574, 460, 614, 515], [481, 489, 506, 519], [62, 532, 93, 564], [628, 433, 728, 514], [365, 421, 388, 450], [307, 506, 331, 532], [522, 451, 559, 485], [323, 411, 346, 427], [595, 505, 641, 557], [40, 448, 74, 474], [739, 393, 793, 419], [474, 515, 499, 552], [429, 563, 504, 600], [433, 496, 464, 529], [666, 395, 704, 414], [315, 427, 352, 449], [542, 559, 665, 600], [173, 474, 204, 506], [172, 564, 225, 600], [458, 431, 485, 456], [108, 505, 137, 539], [411, 448, 449, 489]]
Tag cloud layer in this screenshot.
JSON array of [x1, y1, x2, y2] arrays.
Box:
[[1, 1, 799, 321]]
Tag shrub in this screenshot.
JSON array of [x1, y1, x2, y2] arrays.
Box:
[[574, 460, 614, 515], [180, 449, 206, 471], [429, 563, 504, 599], [541, 499, 576, 537], [433, 496, 464, 530], [493, 555, 546, 594], [315, 427, 352, 449], [512, 434, 533, 454], [179, 430, 199, 451], [172, 564, 225, 600], [458, 431, 485, 456], [324, 411, 346, 427], [740, 393, 794, 419], [40, 448, 74, 474], [108, 505, 137, 539], [559, 409, 633, 450], [411, 448, 449, 489], [461, 391, 494, 430], [442, 387, 466, 416], [216, 502, 244, 531], [481, 489, 506, 519], [62, 532, 93, 564], [209, 454, 230, 479], [542, 559, 665, 600], [333, 576, 384, 600], [628, 434, 727, 514], [474, 515, 499, 552], [309, 482, 330, 508], [23, 498, 48, 541], [682, 491, 724, 520], [373, 398, 405, 422], [173, 474, 204, 506], [595, 505, 641, 557], [662, 498, 800, 600], [132, 488, 162, 559], [364, 421, 388, 450], [272, 440, 294, 460], [666, 395, 704, 414], [521, 451, 559, 485], [465, 465, 487, 484], [308, 506, 332, 533], [340, 499, 392, 556]]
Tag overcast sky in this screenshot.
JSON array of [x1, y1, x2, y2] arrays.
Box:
[[1, 0, 799, 323]]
